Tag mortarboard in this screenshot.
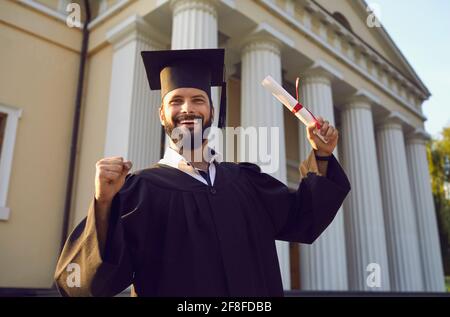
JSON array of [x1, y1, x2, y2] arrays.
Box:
[[141, 49, 227, 129]]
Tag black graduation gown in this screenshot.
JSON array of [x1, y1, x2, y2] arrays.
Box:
[[54, 154, 350, 297]]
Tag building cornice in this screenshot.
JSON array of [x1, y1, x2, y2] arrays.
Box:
[[88, 0, 133, 30], [106, 14, 168, 50], [257, 0, 427, 122], [354, 0, 430, 96]]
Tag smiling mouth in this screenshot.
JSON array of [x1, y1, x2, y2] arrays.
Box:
[[177, 118, 201, 126]]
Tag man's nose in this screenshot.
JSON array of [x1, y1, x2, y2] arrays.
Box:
[[180, 100, 194, 113]]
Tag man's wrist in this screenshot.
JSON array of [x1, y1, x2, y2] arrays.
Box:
[[94, 198, 112, 215]]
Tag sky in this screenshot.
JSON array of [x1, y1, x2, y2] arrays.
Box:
[[369, 0, 450, 139]]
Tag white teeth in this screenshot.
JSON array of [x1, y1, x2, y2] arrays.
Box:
[[180, 119, 200, 124]]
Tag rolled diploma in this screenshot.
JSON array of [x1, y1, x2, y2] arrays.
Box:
[[261, 75, 328, 144]]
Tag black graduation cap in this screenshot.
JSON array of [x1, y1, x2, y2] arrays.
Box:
[[141, 49, 227, 129]]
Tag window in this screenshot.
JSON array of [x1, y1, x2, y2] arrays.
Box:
[[0, 113, 6, 157], [0, 104, 22, 221]]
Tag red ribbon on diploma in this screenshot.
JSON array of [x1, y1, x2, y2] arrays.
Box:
[[292, 102, 303, 113]]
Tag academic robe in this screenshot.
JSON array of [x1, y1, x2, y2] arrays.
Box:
[[54, 151, 350, 297]]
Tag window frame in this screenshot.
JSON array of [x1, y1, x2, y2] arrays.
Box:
[[0, 104, 22, 221]]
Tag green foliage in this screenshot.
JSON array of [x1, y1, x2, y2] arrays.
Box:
[[446, 276, 450, 292], [427, 126, 450, 275]]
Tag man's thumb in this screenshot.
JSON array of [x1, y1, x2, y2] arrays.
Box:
[[307, 122, 316, 134], [123, 160, 132, 172]]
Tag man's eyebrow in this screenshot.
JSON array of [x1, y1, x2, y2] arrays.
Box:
[[168, 94, 206, 100], [191, 94, 207, 99]]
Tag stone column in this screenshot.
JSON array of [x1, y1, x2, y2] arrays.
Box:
[[240, 34, 290, 289], [104, 15, 166, 170], [376, 114, 424, 291], [406, 131, 445, 292], [340, 95, 391, 291], [171, 0, 218, 49], [297, 66, 348, 290]]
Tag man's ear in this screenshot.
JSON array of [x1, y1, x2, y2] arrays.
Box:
[[159, 104, 165, 126]]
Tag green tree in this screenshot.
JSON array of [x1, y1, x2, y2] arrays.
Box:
[[427, 126, 450, 278]]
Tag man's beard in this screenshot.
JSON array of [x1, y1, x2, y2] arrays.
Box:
[[164, 111, 213, 151]]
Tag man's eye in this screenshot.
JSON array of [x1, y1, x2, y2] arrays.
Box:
[[193, 99, 205, 103], [170, 99, 182, 105]]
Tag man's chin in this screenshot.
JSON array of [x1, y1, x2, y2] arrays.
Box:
[[168, 129, 204, 149], [165, 120, 212, 148]]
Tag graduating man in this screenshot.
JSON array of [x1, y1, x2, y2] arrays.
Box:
[[55, 48, 350, 297]]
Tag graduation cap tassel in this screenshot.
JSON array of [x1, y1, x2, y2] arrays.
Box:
[[218, 81, 227, 129]]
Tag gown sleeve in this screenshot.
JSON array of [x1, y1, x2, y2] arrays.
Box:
[[240, 150, 351, 244], [54, 174, 146, 296]]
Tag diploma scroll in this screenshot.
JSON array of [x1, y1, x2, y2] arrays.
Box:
[[261, 75, 328, 144]]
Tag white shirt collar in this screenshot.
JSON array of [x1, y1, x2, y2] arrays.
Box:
[[158, 146, 221, 186]]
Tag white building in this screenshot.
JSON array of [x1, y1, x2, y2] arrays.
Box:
[[0, 0, 445, 293]]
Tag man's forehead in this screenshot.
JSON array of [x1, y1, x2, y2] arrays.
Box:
[[164, 88, 209, 100]]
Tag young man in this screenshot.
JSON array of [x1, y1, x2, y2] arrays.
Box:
[[55, 48, 350, 297]]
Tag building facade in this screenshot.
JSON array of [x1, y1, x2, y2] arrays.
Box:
[[0, 0, 445, 293]]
